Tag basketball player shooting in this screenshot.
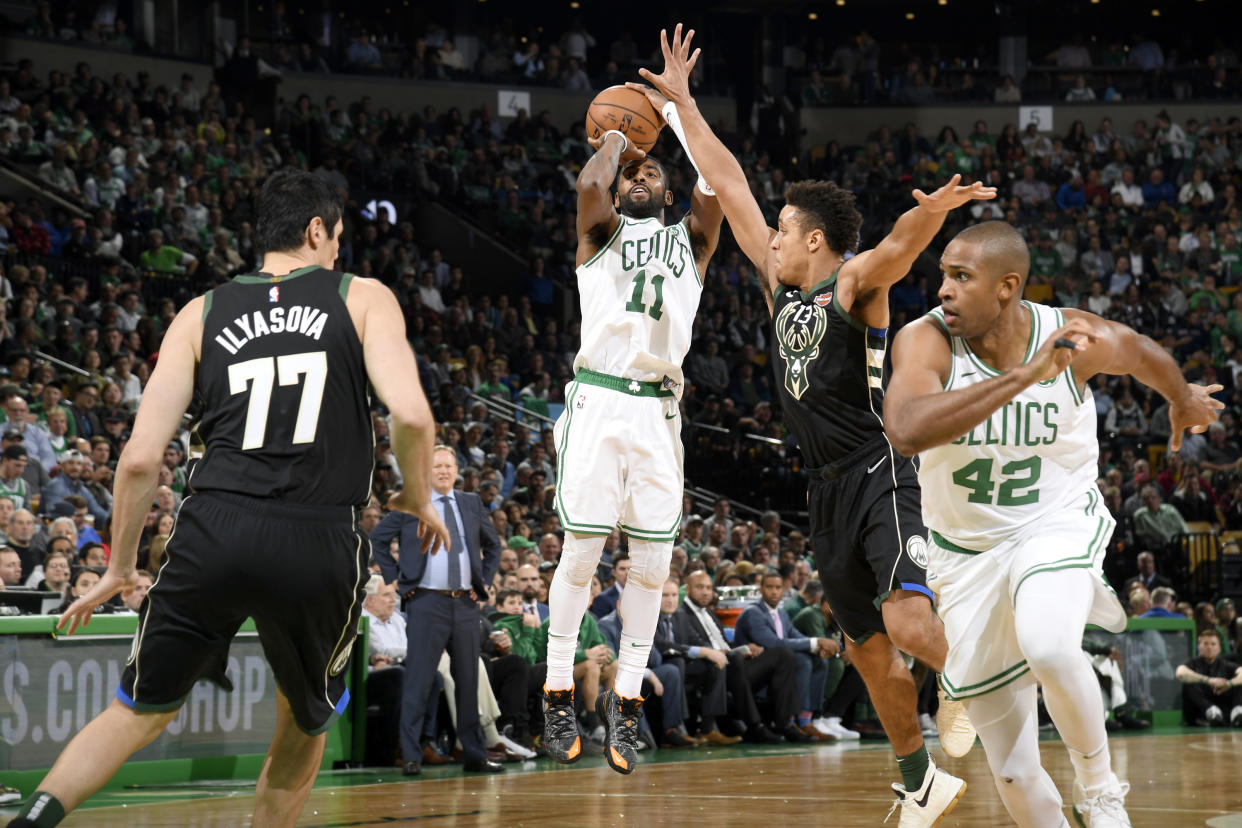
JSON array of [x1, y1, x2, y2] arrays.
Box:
[[628, 24, 998, 827], [884, 221, 1223, 827], [541, 80, 724, 774]]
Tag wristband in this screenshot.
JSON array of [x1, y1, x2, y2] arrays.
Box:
[[696, 176, 715, 197], [601, 129, 628, 154]]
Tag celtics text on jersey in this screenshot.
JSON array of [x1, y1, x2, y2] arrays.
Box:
[[573, 215, 702, 394]]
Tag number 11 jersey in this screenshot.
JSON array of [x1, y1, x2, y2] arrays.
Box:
[[573, 215, 702, 393], [191, 265, 374, 506], [917, 302, 1099, 551]]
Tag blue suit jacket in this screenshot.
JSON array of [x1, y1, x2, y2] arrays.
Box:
[[369, 490, 500, 599], [590, 583, 621, 618], [733, 601, 816, 653]]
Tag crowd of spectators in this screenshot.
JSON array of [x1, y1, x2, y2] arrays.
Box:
[[2, 17, 1242, 775]]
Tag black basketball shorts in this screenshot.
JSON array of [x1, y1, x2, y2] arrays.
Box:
[[806, 446, 932, 645], [118, 491, 368, 734]]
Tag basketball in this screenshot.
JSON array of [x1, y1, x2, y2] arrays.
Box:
[[585, 85, 661, 154]]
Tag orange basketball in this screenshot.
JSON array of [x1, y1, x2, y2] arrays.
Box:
[[585, 85, 661, 153]]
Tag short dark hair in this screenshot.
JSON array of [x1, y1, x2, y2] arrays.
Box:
[[952, 220, 1031, 286], [496, 588, 522, 607], [1198, 627, 1222, 643], [255, 168, 343, 255], [617, 155, 669, 191], [784, 180, 862, 257]]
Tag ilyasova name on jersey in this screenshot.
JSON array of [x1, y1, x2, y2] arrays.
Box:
[[214, 305, 330, 355]]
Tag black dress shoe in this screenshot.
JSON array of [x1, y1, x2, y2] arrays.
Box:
[[744, 723, 784, 744], [462, 758, 506, 773], [402, 761, 421, 776], [782, 723, 815, 743], [1115, 711, 1151, 730]]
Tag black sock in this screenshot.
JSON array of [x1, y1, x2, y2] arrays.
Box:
[[14, 792, 67, 828], [701, 716, 717, 732], [585, 711, 602, 730]]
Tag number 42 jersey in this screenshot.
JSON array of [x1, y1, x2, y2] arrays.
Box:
[[917, 302, 1100, 551], [573, 215, 702, 394], [190, 266, 374, 506]]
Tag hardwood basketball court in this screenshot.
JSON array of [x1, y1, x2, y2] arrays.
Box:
[[11, 728, 1239, 826]]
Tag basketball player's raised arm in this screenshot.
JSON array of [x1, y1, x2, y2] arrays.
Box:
[[842, 175, 996, 297], [1058, 308, 1223, 451], [885, 316, 1088, 457], [630, 26, 776, 300], [574, 132, 627, 267], [350, 277, 450, 555], [58, 297, 205, 634]]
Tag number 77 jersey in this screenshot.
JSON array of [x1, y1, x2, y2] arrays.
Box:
[[574, 215, 702, 392], [917, 302, 1100, 551], [191, 266, 374, 506]]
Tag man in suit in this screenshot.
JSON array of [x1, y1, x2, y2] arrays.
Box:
[[371, 445, 504, 775], [734, 572, 834, 742], [1134, 551, 1174, 593], [515, 563, 550, 621], [599, 607, 695, 747], [589, 550, 628, 618], [660, 571, 784, 744]]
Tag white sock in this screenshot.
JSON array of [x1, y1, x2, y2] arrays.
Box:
[[545, 532, 607, 691], [1207, 705, 1223, 721], [613, 539, 672, 698], [1232, 705, 1242, 722], [1067, 742, 1113, 791]]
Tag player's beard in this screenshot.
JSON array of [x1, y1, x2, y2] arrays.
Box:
[[618, 188, 664, 220]]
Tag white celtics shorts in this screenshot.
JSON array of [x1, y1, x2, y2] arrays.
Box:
[[928, 489, 1127, 701], [553, 370, 683, 542]]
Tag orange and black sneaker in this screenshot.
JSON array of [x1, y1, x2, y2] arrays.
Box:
[[542, 685, 583, 765], [597, 689, 643, 775]]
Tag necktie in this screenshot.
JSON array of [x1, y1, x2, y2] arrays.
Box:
[[440, 494, 464, 590], [772, 607, 783, 638], [664, 617, 673, 641]]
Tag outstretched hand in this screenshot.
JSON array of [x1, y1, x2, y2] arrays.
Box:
[[913, 173, 997, 214], [56, 568, 140, 636], [635, 24, 700, 107], [1169, 382, 1225, 452]]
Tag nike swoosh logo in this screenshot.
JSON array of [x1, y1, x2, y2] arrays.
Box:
[[915, 776, 935, 808], [867, 458, 885, 474], [665, 411, 677, 420], [962, 372, 976, 377]]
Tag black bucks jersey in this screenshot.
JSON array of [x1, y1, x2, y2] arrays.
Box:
[[189, 265, 374, 505], [770, 269, 891, 468]]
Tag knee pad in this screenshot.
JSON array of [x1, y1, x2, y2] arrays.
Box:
[[625, 539, 672, 591], [553, 532, 606, 587]]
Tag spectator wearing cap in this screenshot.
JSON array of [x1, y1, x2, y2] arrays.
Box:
[[100, 407, 129, 454], [680, 514, 705, 558], [64, 383, 101, 440], [39, 449, 108, 525], [1, 390, 56, 472], [2, 427, 47, 507], [0, 443, 31, 511]]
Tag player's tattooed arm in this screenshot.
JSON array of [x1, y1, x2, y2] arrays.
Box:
[[630, 24, 778, 300], [575, 132, 630, 267], [1060, 308, 1223, 451]]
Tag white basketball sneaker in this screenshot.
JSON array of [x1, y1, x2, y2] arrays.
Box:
[[1072, 774, 1132, 827], [884, 759, 966, 827], [935, 689, 977, 758]]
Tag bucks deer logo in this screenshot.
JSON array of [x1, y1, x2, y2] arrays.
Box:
[[775, 300, 828, 400]]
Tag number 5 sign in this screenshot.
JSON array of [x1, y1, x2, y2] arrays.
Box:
[[1019, 105, 1054, 133]]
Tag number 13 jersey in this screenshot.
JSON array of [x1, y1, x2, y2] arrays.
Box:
[[191, 266, 374, 506], [573, 216, 702, 394], [917, 302, 1099, 550]]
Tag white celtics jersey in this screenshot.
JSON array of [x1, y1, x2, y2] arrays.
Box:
[[918, 302, 1100, 550], [573, 215, 702, 393]]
